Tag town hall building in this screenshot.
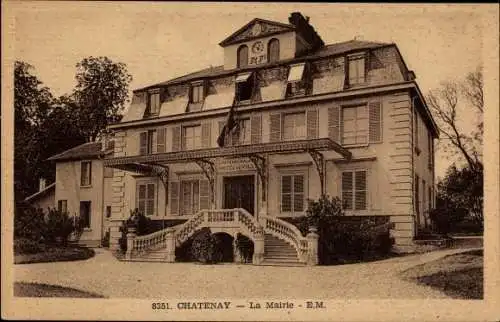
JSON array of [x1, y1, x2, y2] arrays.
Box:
[[41, 12, 438, 264]]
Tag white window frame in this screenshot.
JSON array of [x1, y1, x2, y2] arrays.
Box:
[[341, 104, 369, 147], [341, 169, 368, 212], [279, 169, 307, 216], [182, 124, 202, 150], [282, 111, 306, 141], [190, 82, 205, 104], [347, 53, 366, 86], [180, 179, 201, 216], [136, 181, 157, 216], [80, 161, 92, 187], [148, 92, 161, 115]]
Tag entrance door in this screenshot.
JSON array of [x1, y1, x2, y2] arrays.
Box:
[[223, 175, 255, 215]]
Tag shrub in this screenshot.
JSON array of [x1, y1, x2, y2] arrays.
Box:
[[190, 228, 220, 264], [43, 208, 83, 245], [14, 206, 47, 242], [429, 207, 483, 235], [14, 238, 45, 254], [299, 195, 394, 265], [235, 233, 254, 263]]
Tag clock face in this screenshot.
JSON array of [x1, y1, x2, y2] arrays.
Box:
[[252, 41, 264, 54]]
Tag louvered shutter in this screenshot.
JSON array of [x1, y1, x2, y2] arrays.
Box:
[[293, 175, 304, 212], [342, 172, 353, 210], [199, 180, 210, 210], [369, 101, 382, 143], [201, 122, 211, 148], [251, 114, 262, 144], [218, 120, 229, 146], [328, 105, 341, 142], [170, 182, 179, 215], [139, 132, 147, 155], [306, 109, 319, 139], [270, 113, 281, 142], [156, 128, 166, 153], [171, 126, 181, 152], [281, 175, 292, 212], [354, 171, 367, 210]]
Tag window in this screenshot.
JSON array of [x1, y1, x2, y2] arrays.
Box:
[[79, 201, 91, 228], [148, 92, 161, 115], [235, 72, 253, 102], [342, 105, 369, 145], [348, 54, 366, 85], [182, 125, 201, 150], [281, 175, 305, 213], [342, 170, 367, 210], [268, 38, 280, 63], [237, 45, 249, 68], [190, 83, 204, 103], [230, 118, 251, 146], [81, 161, 92, 186], [137, 183, 156, 216], [106, 206, 111, 218], [139, 130, 155, 155], [283, 112, 306, 141], [414, 173, 420, 215], [180, 180, 200, 216], [286, 63, 306, 97], [57, 200, 67, 213]]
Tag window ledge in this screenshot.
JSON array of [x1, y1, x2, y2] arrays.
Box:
[[343, 143, 369, 148], [80, 185, 92, 189]]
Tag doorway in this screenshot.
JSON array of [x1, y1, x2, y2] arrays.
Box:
[[223, 175, 255, 215]]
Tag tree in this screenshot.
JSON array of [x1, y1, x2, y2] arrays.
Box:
[[72, 56, 132, 141], [426, 66, 483, 172]]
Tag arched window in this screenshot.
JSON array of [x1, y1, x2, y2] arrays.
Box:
[[237, 45, 249, 68], [268, 38, 280, 63]]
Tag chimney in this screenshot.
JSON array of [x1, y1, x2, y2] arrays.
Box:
[[39, 178, 46, 191]]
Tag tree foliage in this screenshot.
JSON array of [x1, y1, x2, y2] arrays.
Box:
[[426, 66, 483, 172], [72, 56, 132, 141]]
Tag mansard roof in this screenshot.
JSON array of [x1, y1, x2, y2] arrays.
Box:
[[136, 40, 391, 92], [218, 18, 296, 47]]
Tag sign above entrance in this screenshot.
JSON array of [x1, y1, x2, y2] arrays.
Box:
[[216, 158, 256, 172]]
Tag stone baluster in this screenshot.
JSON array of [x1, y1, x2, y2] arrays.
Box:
[[125, 227, 137, 260], [252, 227, 265, 265], [164, 227, 176, 263], [306, 226, 319, 266]]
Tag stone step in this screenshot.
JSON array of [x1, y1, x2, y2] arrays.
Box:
[[260, 260, 305, 267]]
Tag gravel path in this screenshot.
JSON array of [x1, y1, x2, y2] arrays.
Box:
[[14, 248, 479, 299]]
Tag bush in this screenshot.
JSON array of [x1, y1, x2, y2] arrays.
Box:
[[44, 208, 83, 245], [14, 206, 47, 242], [299, 195, 394, 265], [190, 228, 221, 264], [235, 233, 254, 263], [429, 207, 483, 235], [14, 238, 45, 254]]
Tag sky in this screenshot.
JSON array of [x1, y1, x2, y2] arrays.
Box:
[[10, 2, 488, 178]]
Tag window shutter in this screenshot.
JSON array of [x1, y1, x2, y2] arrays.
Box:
[[354, 171, 367, 210], [201, 122, 211, 148], [369, 101, 382, 143], [171, 126, 181, 152], [199, 180, 210, 210], [218, 120, 229, 146], [270, 113, 281, 142], [139, 132, 147, 155], [251, 114, 262, 144], [342, 172, 353, 210], [147, 184, 156, 216], [281, 175, 292, 212], [328, 105, 341, 142], [157, 128, 166, 153], [293, 175, 304, 212], [170, 182, 179, 215], [306, 108, 319, 139]]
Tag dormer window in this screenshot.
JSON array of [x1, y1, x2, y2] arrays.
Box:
[[147, 91, 161, 116], [347, 53, 366, 86], [237, 45, 249, 68], [286, 63, 306, 97], [190, 82, 205, 103], [235, 72, 254, 102], [268, 38, 280, 63]]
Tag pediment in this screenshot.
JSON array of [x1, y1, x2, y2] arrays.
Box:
[[219, 18, 295, 47]]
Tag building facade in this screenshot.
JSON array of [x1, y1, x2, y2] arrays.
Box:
[[101, 12, 438, 263]]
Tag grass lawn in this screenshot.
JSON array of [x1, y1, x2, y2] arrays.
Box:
[[14, 282, 105, 298], [15, 246, 95, 264], [401, 249, 483, 299]]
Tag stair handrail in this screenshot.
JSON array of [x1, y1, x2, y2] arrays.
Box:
[[260, 214, 308, 261], [174, 210, 207, 245], [132, 227, 170, 255], [235, 208, 262, 236]]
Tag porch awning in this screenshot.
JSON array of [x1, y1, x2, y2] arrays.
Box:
[[104, 138, 351, 169]]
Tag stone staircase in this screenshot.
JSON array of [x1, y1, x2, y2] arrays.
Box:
[[128, 248, 169, 262], [262, 234, 305, 266]]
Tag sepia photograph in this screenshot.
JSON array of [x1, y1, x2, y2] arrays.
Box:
[[2, 2, 499, 321]]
